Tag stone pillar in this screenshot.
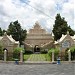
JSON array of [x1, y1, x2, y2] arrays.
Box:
[[20, 50, 23, 62], [68, 49, 71, 62], [4, 50, 7, 62], [52, 50, 54, 62]]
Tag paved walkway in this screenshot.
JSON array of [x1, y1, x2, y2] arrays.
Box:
[[0, 63, 75, 75]]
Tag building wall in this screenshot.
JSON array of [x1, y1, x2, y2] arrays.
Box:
[[55, 34, 75, 52], [24, 22, 54, 51], [0, 34, 19, 54]]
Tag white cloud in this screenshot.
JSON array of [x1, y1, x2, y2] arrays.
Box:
[[0, 0, 74, 32]]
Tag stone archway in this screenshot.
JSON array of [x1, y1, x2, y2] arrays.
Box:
[[34, 45, 40, 52]]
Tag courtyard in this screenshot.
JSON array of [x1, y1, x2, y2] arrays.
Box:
[[24, 54, 50, 61], [0, 63, 75, 75]]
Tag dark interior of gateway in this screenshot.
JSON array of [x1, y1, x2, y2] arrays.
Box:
[[34, 45, 40, 52]]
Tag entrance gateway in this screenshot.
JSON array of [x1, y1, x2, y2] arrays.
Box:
[[24, 21, 54, 52]]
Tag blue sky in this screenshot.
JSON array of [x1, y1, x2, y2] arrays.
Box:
[[0, 0, 75, 32]]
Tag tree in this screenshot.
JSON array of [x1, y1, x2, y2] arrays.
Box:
[[0, 27, 3, 36], [52, 14, 68, 40], [68, 26, 75, 36], [0, 27, 7, 36], [7, 20, 27, 46], [52, 14, 75, 41], [2, 30, 7, 35], [0, 44, 3, 54]]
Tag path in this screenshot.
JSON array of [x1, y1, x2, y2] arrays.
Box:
[[27, 54, 46, 61]]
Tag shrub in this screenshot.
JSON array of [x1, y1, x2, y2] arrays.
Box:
[[13, 47, 24, 59], [64, 48, 69, 61], [13, 47, 24, 53], [70, 46, 75, 52], [48, 49, 52, 56], [40, 50, 48, 54], [70, 46, 75, 60], [48, 48, 59, 61], [0, 44, 3, 60], [25, 50, 33, 54], [0, 44, 3, 54]]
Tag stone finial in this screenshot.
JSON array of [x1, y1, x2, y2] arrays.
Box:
[[67, 31, 69, 35], [10, 35, 12, 38], [34, 21, 41, 29], [35, 21, 39, 25], [4, 32, 7, 36]]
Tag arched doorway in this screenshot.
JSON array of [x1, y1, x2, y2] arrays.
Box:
[[34, 45, 40, 52]]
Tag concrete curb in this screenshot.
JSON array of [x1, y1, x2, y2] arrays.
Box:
[[0, 61, 75, 65]]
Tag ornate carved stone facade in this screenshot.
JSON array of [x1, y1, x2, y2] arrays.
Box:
[[0, 32, 19, 53], [24, 22, 54, 52], [54, 32, 75, 52]]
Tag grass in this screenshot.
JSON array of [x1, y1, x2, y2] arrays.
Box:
[[26, 54, 51, 61], [28, 54, 46, 61], [24, 54, 31, 61], [45, 54, 51, 61]]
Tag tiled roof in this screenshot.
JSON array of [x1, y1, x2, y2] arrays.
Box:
[[0, 34, 19, 44], [7, 35, 19, 44], [54, 34, 75, 44], [58, 34, 67, 42]]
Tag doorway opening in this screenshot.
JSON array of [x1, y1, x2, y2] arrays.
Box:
[[34, 45, 40, 52]]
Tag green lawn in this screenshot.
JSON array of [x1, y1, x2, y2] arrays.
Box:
[[25, 54, 51, 61], [45, 54, 51, 61], [24, 54, 31, 61]]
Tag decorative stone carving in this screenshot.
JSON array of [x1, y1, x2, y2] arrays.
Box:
[[25, 22, 54, 51]]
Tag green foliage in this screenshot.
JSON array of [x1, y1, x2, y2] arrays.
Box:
[[24, 54, 31, 61], [7, 20, 27, 45], [64, 48, 69, 61], [48, 49, 53, 56], [2, 30, 7, 35], [0, 28, 3, 36], [0, 44, 3, 60], [0, 27, 6, 36], [25, 50, 33, 54], [0, 44, 3, 54], [13, 47, 24, 59], [53, 13, 75, 41], [68, 26, 75, 36], [48, 48, 59, 60], [70, 46, 75, 60], [13, 47, 24, 54], [70, 46, 75, 52], [40, 50, 48, 54], [45, 54, 51, 61]]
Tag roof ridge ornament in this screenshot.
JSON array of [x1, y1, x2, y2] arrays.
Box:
[[4, 32, 7, 36], [35, 21, 39, 25], [67, 31, 69, 35]]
